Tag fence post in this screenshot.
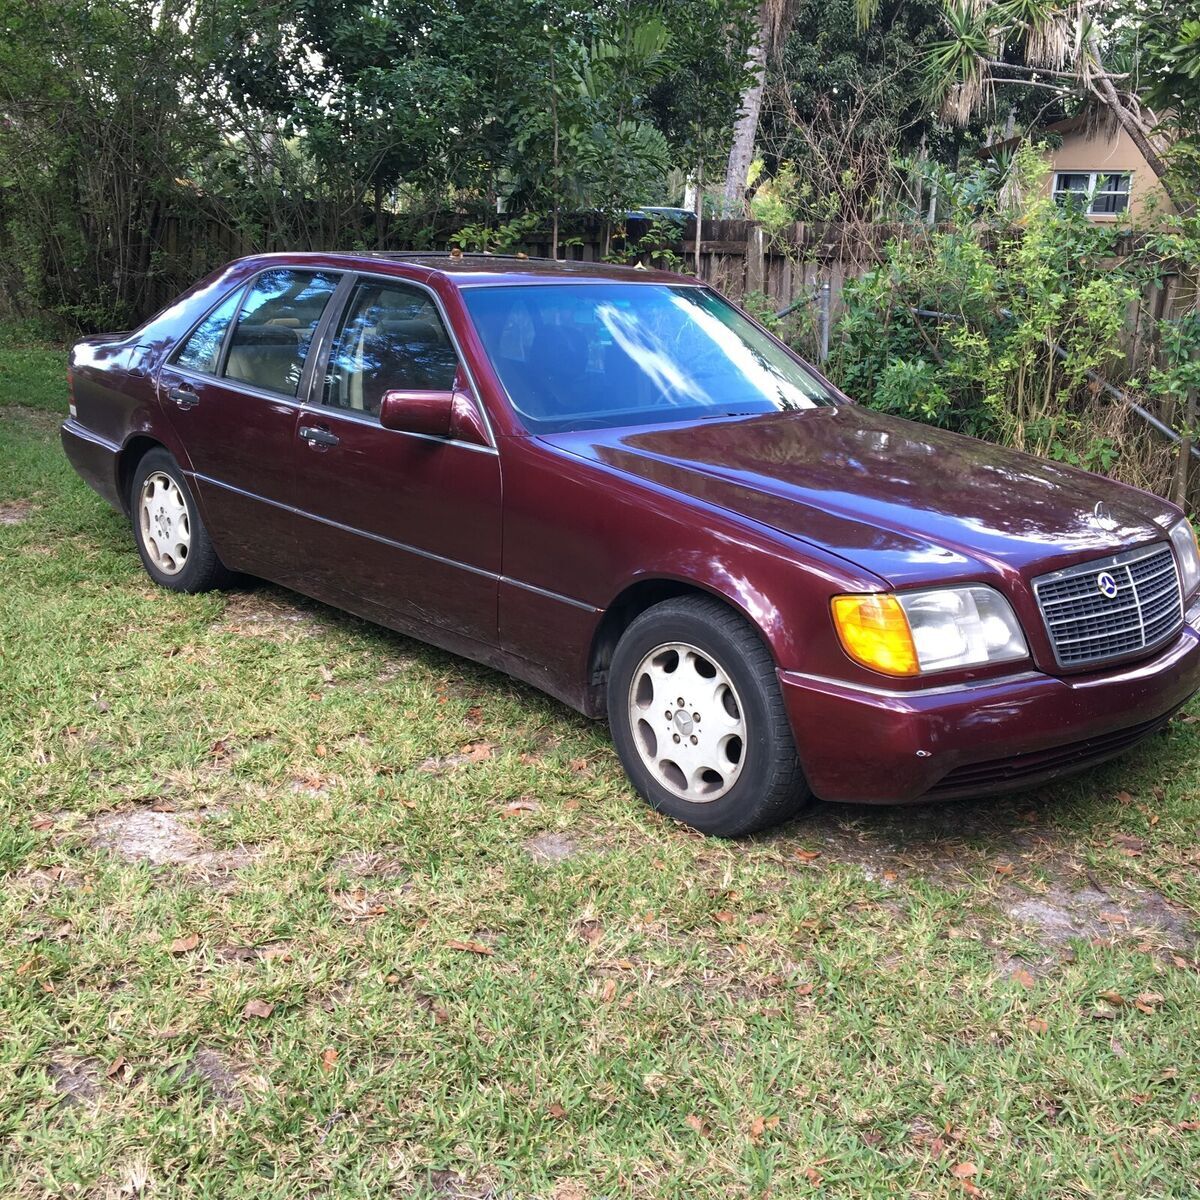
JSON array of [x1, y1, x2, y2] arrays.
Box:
[[1172, 342, 1199, 507], [819, 277, 831, 363], [746, 225, 765, 297]]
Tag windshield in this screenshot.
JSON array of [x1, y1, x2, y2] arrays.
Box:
[[462, 283, 835, 434]]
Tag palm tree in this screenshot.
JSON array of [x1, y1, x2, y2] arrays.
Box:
[[721, 0, 795, 214], [857, 0, 1189, 215]]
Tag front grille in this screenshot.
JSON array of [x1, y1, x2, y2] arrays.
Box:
[[1033, 543, 1183, 668]]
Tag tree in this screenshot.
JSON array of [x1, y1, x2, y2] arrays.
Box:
[[0, 0, 217, 324], [1133, 7, 1200, 197], [755, 0, 954, 223], [859, 0, 1192, 214], [722, 0, 795, 213]]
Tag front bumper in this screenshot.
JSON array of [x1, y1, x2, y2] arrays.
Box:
[[780, 598, 1200, 803]]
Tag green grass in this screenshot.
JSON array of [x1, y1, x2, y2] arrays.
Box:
[[1, 327, 1199, 1199]]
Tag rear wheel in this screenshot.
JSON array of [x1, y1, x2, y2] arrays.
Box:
[[129, 447, 232, 593], [607, 595, 811, 836]]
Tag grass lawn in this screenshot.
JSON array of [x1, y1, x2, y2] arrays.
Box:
[[1, 324, 1199, 1200]]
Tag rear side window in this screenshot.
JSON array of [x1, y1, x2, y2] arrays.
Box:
[[222, 269, 340, 396], [171, 288, 244, 375]]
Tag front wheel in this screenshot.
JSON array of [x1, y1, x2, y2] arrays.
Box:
[[129, 447, 233, 593], [607, 596, 812, 836]]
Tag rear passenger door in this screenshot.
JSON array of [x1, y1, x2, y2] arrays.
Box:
[[157, 267, 341, 579], [287, 275, 502, 648]]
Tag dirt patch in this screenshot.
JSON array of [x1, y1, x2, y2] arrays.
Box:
[[524, 832, 578, 864], [375, 655, 417, 683], [89, 809, 253, 871], [214, 942, 294, 964], [174, 1047, 246, 1109], [47, 1055, 103, 1106], [290, 776, 331, 798], [1, 405, 60, 434], [418, 742, 497, 773], [1006, 884, 1196, 949], [763, 793, 1063, 886], [333, 849, 409, 880], [0, 498, 36, 525], [213, 592, 325, 641]]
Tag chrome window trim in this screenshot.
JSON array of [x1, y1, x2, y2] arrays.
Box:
[[301, 400, 498, 455], [166, 363, 308, 409]]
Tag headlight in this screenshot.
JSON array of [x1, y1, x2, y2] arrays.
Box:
[[831, 586, 1028, 677], [1169, 518, 1200, 597]]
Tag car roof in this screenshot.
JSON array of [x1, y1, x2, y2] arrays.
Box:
[[227, 250, 694, 288]]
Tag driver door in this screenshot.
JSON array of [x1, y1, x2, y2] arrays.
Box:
[[287, 275, 501, 648]]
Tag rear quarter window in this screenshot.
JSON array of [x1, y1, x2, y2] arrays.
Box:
[[171, 288, 244, 375]]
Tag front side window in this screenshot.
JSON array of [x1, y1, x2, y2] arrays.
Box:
[[171, 287, 245, 375], [462, 283, 834, 434], [320, 280, 459, 417], [222, 268, 340, 396], [1053, 171, 1131, 215]]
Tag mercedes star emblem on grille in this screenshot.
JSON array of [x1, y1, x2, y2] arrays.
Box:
[[1096, 570, 1119, 599]]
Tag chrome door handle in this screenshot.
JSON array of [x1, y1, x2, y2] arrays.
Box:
[[299, 425, 339, 448], [168, 385, 198, 409]]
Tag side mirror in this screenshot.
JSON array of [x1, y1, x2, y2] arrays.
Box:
[[378, 389, 455, 438]]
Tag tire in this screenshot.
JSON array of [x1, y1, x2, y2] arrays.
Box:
[[129, 447, 233, 593], [607, 595, 812, 837]]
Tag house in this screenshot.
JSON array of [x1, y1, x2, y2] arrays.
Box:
[[984, 113, 1176, 223]]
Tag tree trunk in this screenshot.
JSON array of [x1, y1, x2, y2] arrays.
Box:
[[722, 7, 768, 215], [1172, 344, 1199, 508], [1088, 37, 1192, 217]]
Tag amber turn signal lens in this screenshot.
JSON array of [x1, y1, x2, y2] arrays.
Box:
[[830, 594, 920, 677]]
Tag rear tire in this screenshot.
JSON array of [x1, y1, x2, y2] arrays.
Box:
[[607, 595, 812, 836], [129, 447, 232, 593]]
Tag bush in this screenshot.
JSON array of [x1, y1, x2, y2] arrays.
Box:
[[825, 145, 1199, 499]]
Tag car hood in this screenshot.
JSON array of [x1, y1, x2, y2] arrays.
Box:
[[542, 406, 1178, 587]]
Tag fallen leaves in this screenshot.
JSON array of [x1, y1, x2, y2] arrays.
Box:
[[748, 1114, 779, 1142], [500, 798, 539, 817], [684, 1113, 712, 1137], [1012, 968, 1036, 989], [168, 932, 199, 955], [576, 920, 603, 945], [242, 998, 274, 1020], [329, 887, 388, 920], [446, 939, 493, 956], [320, 1048, 338, 1073], [599, 978, 617, 1003]]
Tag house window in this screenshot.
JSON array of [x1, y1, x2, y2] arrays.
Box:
[[1052, 171, 1131, 215]]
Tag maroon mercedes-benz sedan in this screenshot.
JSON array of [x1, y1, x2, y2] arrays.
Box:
[[62, 251, 1200, 834]]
